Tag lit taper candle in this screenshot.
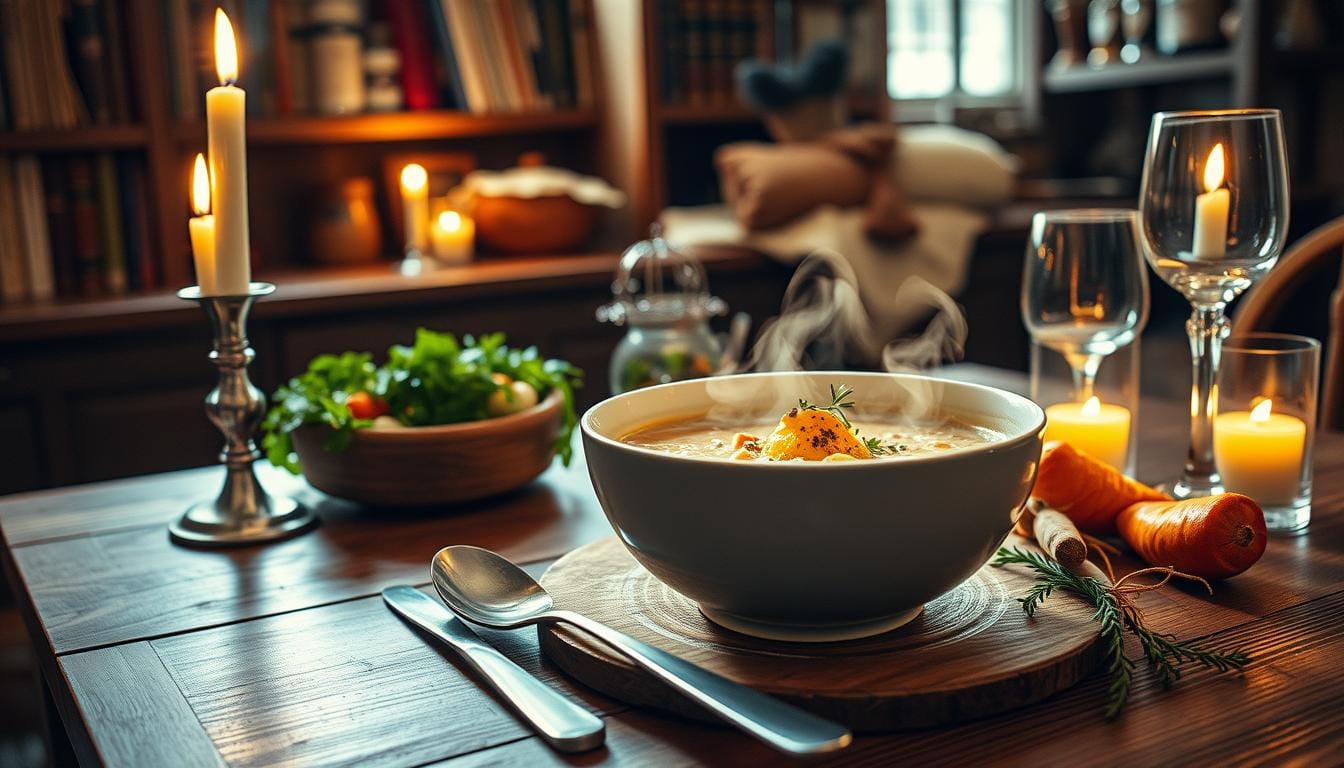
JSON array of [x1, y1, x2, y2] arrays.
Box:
[[207, 8, 250, 295], [188, 154, 218, 294]]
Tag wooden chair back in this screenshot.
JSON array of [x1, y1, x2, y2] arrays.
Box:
[[1232, 216, 1344, 430]]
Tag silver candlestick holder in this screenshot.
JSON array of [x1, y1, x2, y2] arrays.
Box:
[[170, 282, 318, 547]]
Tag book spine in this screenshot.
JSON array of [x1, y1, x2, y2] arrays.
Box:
[[164, 0, 196, 118], [41, 156, 79, 297], [497, 0, 538, 111], [95, 153, 127, 294], [100, 0, 133, 121], [442, 0, 488, 112], [243, 0, 273, 115], [568, 0, 594, 108], [1, 2, 33, 129], [117, 153, 142, 291], [661, 0, 679, 103], [68, 156, 104, 296], [537, 0, 570, 109], [0, 157, 29, 302], [15, 156, 56, 301], [426, 0, 469, 110], [388, 0, 441, 110], [131, 161, 157, 289], [525, 0, 551, 106], [269, 0, 293, 114], [683, 0, 706, 105]]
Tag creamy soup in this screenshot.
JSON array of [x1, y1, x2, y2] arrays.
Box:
[[622, 411, 1000, 462]]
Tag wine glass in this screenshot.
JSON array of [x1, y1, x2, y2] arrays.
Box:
[[1021, 209, 1150, 403], [1138, 109, 1289, 498]]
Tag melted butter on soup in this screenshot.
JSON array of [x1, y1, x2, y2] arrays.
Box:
[[622, 410, 999, 461]]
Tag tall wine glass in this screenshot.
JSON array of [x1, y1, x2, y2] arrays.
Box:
[[1021, 209, 1150, 403], [1138, 109, 1289, 498]]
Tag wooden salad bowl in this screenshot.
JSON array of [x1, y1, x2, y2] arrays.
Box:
[[291, 389, 565, 507]]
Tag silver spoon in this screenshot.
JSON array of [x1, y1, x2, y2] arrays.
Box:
[[431, 545, 853, 756]]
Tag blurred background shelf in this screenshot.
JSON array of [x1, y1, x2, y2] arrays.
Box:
[[171, 108, 600, 146], [1042, 51, 1236, 94]]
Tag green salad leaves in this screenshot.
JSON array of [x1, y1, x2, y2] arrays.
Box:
[[262, 329, 582, 474]]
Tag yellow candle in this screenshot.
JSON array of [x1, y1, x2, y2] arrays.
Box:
[[206, 8, 250, 295], [1044, 396, 1131, 470], [187, 154, 217, 295], [1191, 143, 1229, 258], [1214, 399, 1306, 505], [400, 163, 429, 254], [430, 210, 474, 263]]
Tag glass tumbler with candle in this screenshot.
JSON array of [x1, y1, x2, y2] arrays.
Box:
[[1214, 333, 1319, 532], [1138, 109, 1289, 498], [1021, 209, 1150, 473]]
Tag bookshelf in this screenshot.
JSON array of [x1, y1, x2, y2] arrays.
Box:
[[169, 108, 599, 145], [0, 0, 607, 305]]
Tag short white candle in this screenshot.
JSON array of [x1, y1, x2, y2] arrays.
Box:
[[1191, 143, 1229, 258], [431, 210, 475, 263], [1044, 396, 1131, 471], [1215, 399, 1306, 505], [187, 153, 218, 295], [206, 8, 250, 295], [400, 163, 429, 254]]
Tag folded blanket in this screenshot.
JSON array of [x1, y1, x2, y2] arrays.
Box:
[[659, 203, 988, 343]]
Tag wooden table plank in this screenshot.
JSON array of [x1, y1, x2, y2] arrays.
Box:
[[59, 643, 225, 768], [7, 457, 610, 654], [443, 590, 1344, 767]]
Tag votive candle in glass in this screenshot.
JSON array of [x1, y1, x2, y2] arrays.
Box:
[[1214, 333, 1320, 532]]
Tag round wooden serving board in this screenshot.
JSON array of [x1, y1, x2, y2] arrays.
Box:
[[539, 536, 1103, 732]]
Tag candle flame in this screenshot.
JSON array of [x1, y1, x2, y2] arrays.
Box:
[[437, 210, 461, 231], [1251, 398, 1273, 422], [1203, 143, 1225, 193], [214, 8, 238, 85], [400, 163, 427, 192], [191, 153, 210, 215], [1081, 396, 1101, 417]]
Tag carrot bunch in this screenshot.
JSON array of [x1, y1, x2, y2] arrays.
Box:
[[1029, 441, 1267, 579]]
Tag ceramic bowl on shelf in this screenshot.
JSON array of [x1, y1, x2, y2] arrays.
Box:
[[580, 371, 1045, 642], [292, 389, 564, 507]]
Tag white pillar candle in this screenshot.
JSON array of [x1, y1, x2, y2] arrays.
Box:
[[431, 210, 475, 263], [400, 163, 429, 254], [1191, 143, 1229, 258], [1043, 396, 1131, 471], [206, 8, 251, 295], [188, 154, 218, 295], [1214, 399, 1306, 505]]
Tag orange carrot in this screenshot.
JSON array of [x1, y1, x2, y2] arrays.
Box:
[[1032, 442, 1169, 535], [1116, 494, 1267, 579]]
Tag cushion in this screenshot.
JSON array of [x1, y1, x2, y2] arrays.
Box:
[[715, 124, 919, 241], [896, 124, 1020, 208]]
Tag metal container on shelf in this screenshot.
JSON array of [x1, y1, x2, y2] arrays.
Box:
[[597, 229, 727, 394]]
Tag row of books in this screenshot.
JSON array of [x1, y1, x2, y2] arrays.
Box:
[[659, 0, 774, 107], [0, 154, 157, 304], [0, 0, 134, 130], [165, 0, 597, 119], [429, 0, 597, 113]]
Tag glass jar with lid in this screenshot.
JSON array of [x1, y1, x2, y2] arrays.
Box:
[[597, 229, 727, 394]]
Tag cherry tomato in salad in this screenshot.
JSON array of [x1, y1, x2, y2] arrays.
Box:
[[346, 391, 389, 420]]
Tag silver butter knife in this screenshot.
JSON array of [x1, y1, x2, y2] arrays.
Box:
[[382, 586, 605, 753]]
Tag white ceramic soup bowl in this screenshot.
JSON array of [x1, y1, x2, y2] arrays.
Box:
[[581, 371, 1046, 642]]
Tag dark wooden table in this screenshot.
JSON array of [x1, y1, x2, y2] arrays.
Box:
[[2, 365, 1342, 767]]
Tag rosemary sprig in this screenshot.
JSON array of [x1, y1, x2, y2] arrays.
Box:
[[993, 546, 1250, 718], [798, 383, 856, 428], [799, 384, 905, 455]]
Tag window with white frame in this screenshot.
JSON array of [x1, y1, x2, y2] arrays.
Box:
[[887, 0, 1020, 101]]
